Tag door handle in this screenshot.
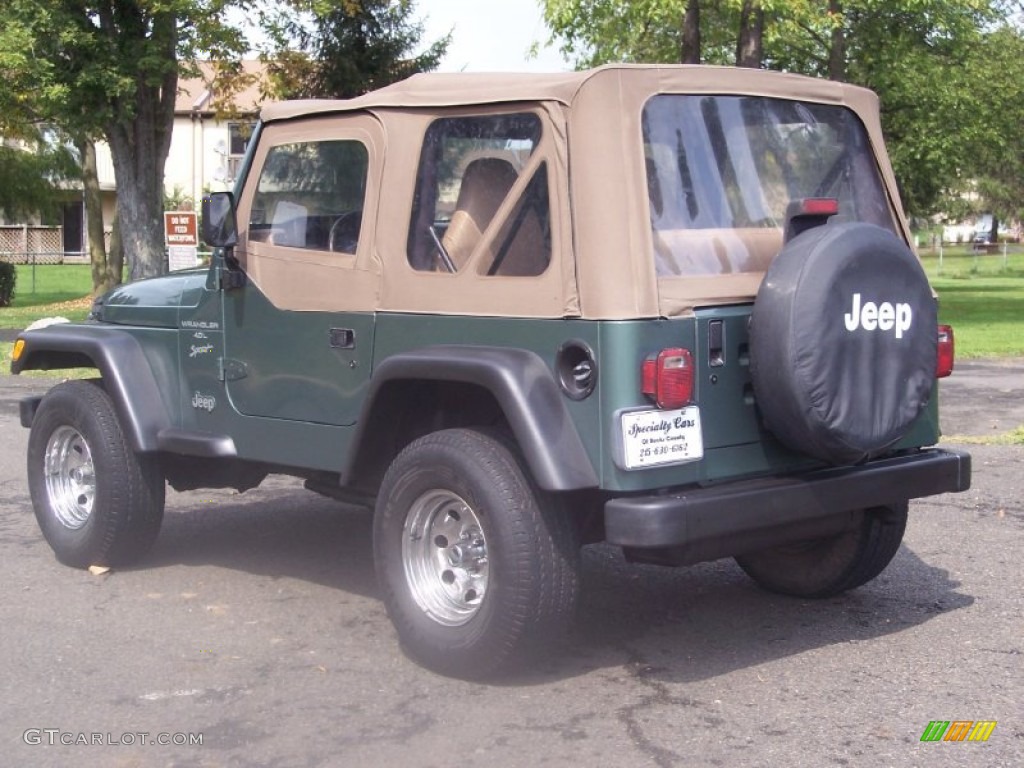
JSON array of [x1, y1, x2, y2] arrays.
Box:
[[329, 328, 355, 349]]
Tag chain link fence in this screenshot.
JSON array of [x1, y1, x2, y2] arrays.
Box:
[[919, 241, 1024, 278]]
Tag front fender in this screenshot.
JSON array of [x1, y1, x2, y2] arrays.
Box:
[[347, 346, 599, 491], [12, 325, 174, 452]]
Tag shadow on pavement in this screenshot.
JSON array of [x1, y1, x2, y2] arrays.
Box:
[[137, 484, 973, 686], [557, 542, 972, 685], [143, 486, 379, 600]]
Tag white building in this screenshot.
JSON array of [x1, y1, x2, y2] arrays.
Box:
[[165, 60, 266, 210]]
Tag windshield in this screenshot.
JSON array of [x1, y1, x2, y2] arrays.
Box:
[[643, 95, 896, 276]]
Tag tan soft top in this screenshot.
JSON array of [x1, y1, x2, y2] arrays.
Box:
[[261, 64, 879, 122], [245, 65, 908, 320]]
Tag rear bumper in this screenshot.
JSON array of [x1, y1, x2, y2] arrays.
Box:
[[604, 448, 971, 553]]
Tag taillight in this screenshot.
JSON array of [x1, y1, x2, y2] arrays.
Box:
[[796, 198, 839, 216], [784, 197, 839, 242], [641, 348, 694, 409], [937, 325, 955, 378]]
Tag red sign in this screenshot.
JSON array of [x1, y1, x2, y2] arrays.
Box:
[[164, 212, 198, 246]]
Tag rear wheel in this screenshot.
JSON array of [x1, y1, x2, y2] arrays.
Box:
[[374, 428, 579, 678], [735, 503, 908, 598], [27, 380, 165, 568]]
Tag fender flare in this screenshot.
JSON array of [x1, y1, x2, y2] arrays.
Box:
[[345, 346, 599, 491], [13, 326, 174, 453]]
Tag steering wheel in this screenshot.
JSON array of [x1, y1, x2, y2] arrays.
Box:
[[328, 211, 361, 253]]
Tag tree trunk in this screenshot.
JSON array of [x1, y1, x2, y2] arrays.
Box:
[[736, 0, 764, 68], [107, 130, 169, 281], [79, 139, 120, 295], [681, 0, 701, 64], [102, 13, 178, 281], [828, 0, 847, 81], [109, 212, 124, 284]]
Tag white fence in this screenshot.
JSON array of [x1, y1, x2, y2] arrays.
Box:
[[0, 225, 91, 264]]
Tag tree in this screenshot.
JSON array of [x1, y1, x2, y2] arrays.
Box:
[[838, 2, 998, 215], [0, 136, 77, 223], [542, 0, 692, 66], [2, 3, 117, 291], [0, 9, 77, 222], [80, 139, 123, 293], [683, 0, 702, 64], [736, 0, 765, 68], [542, 1, 778, 68], [960, 24, 1024, 222], [0, 1, 247, 282], [261, 0, 450, 100]]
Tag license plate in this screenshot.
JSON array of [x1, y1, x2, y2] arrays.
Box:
[[620, 406, 704, 469]]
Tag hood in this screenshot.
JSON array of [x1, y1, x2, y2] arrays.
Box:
[[94, 269, 209, 328]]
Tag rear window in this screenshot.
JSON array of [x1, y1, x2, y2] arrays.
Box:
[[643, 95, 895, 276]]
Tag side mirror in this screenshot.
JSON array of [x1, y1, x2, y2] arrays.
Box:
[[201, 192, 239, 248]]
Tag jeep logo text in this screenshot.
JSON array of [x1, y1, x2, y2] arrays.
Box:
[[191, 391, 217, 412], [844, 293, 912, 339]]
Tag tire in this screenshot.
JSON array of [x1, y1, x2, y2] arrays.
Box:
[[735, 503, 907, 598], [27, 380, 165, 568], [750, 222, 937, 465], [373, 428, 579, 678]]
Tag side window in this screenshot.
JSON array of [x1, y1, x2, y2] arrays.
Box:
[[408, 114, 552, 276], [248, 140, 368, 253]]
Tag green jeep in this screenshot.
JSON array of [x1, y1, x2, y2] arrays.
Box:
[[12, 65, 971, 678]]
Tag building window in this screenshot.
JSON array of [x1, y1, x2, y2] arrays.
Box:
[[229, 122, 255, 156], [227, 122, 256, 181]]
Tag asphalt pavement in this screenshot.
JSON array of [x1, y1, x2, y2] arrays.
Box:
[[0, 365, 1020, 768]]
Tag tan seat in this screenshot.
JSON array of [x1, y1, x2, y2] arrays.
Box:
[[441, 157, 550, 276], [653, 227, 783, 275], [442, 158, 518, 270], [495, 197, 547, 277]]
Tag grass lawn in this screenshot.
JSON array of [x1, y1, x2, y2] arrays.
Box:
[[1, 265, 96, 378], [2, 265, 94, 326], [918, 245, 1024, 358], [949, 425, 1024, 446]]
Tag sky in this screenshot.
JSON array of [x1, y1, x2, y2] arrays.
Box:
[[418, 0, 572, 73]]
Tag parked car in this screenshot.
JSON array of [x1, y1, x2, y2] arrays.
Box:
[[11, 65, 971, 678]]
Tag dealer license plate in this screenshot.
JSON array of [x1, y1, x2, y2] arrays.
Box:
[[620, 406, 704, 469]]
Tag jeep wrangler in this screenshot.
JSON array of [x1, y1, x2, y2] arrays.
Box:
[[12, 65, 971, 678]]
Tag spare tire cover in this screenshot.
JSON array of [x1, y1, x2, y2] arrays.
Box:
[[750, 222, 936, 466]]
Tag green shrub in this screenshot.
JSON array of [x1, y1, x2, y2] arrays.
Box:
[[0, 262, 15, 307]]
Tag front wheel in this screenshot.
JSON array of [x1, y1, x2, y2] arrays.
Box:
[[735, 504, 908, 598], [27, 380, 165, 568], [374, 428, 579, 678]]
